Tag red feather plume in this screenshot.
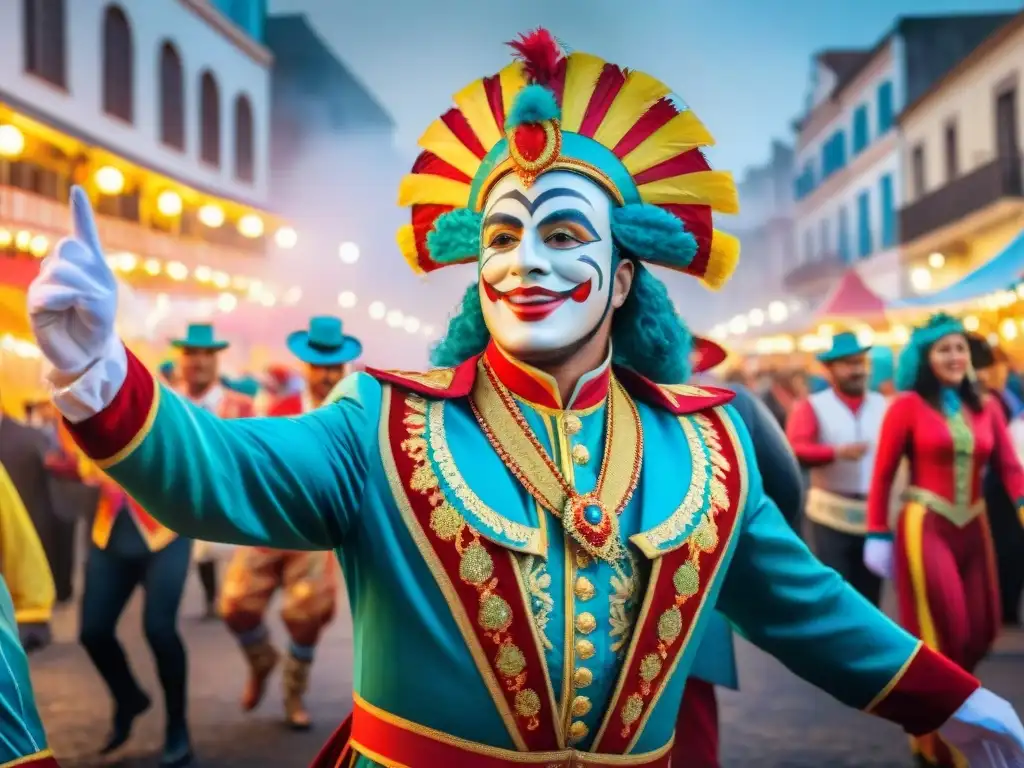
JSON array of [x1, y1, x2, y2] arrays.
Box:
[[507, 28, 563, 85]]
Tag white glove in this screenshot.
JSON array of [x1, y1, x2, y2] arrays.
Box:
[[863, 537, 895, 579], [939, 688, 1024, 767], [27, 186, 118, 375]]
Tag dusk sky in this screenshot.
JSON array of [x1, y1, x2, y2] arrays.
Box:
[[269, 0, 1023, 174]]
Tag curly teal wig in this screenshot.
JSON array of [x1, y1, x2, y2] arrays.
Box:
[[430, 261, 692, 384], [895, 313, 966, 391]]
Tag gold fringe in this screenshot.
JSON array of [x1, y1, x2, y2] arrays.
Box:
[[592, 70, 672, 150], [453, 78, 502, 152], [396, 225, 425, 275], [621, 111, 716, 176], [418, 119, 482, 179], [397, 173, 471, 208], [561, 52, 607, 134], [700, 230, 740, 291], [637, 170, 738, 213]]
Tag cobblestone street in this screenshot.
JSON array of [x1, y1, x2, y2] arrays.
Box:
[[28, 574, 1024, 767]]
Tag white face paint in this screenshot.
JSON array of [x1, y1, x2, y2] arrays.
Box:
[[478, 171, 615, 359]]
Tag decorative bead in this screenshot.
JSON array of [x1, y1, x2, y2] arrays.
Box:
[[429, 503, 464, 541], [672, 561, 700, 597], [657, 606, 683, 643], [572, 444, 591, 465], [639, 653, 662, 682], [575, 550, 592, 569], [564, 415, 582, 435], [573, 667, 593, 688], [571, 695, 592, 717], [568, 720, 589, 742], [575, 612, 597, 634], [574, 576, 595, 601], [583, 504, 603, 525], [575, 638, 596, 659]]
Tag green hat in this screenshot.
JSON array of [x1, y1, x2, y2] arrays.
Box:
[[895, 313, 965, 391], [817, 331, 871, 363], [286, 316, 362, 366], [170, 323, 230, 351]]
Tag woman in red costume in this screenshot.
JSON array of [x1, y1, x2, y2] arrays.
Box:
[[864, 313, 1024, 767]]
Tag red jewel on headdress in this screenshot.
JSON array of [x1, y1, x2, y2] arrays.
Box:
[[508, 118, 561, 187]]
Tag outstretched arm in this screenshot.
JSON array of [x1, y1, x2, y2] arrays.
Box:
[[58, 345, 379, 551], [717, 406, 979, 737]]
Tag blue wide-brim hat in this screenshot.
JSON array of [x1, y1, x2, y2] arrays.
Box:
[[286, 316, 362, 366], [817, 331, 871, 363], [220, 375, 260, 398], [171, 323, 229, 350]]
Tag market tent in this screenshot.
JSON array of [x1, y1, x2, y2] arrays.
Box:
[[815, 269, 887, 324], [890, 229, 1024, 308]]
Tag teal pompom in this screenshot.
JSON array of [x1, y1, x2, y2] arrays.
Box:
[[611, 203, 697, 269], [427, 207, 483, 265], [505, 84, 560, 130]]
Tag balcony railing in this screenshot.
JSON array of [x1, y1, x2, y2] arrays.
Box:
[[0, 186, 263, 274], [899, 156, 1024, 245]]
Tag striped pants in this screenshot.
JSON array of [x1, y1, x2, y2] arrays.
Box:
[[895, 503, 1000, 766]]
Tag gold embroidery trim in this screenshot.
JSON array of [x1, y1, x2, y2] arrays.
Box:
[[626, 408, 751, 752], [519, 554, 554, 650], [630, 413, 723, 556], [381, 367, 457, 390], [426, 396, 544, 553], [902, 486, 984, 528], [609, 549, 639, 654], [379, 388, 527, 750], [946, 407, 975, 512]]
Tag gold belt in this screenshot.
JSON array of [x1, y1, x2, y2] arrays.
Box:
[[805, 487, 867, 534], [903, 487, 984, 527]]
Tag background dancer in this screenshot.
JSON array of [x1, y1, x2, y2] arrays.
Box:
[[865, 313, 1024, 767], [219, 316, 358, 730], [172, 323, 253, 619], [788, 331, 886, 604]]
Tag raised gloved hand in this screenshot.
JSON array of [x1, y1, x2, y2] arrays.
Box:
[[863, 537, 895, 579], [27, 186, 119, 376], [939, 688, 1024, 767]]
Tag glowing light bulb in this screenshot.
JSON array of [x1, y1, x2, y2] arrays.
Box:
[[0, 230, 11, 247], [0, 125, 25, 158], [910, 267, 932, 292], [338, 291, 357, 309], [368, 301, 386, 320], [29, 235, 49, 257], [143, 258, 161, 275], [386, 309, 404, 328], [767, 301, 788, 323], [194, 265, 212, 283], [198, 205, 225, 228], [283, 286, 302, 305], [963, 315, 980, 332], [338, 242, 360, 264], [95, 166, 125, 195], [15, 231, 31, 250], [928, 252, 945, 269], [211, 271, 230, 289], [238, 214, 264, 238], [217, 293, 237, 313], [275, 227, 298, 249], [157, 190, 183, 217], [403, 316, 421, 333], [166, 261, 188, 280]]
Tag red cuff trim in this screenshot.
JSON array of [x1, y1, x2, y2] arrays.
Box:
[[63, 346, 158, 468], [1, 749, 59, 767], [868, 643, 980, 735]]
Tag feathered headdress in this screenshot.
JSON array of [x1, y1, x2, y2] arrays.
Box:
[[397, 29, 740, 289], [895, 313, 966, 391]]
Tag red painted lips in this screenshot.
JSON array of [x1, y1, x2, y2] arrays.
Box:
[[483, 280, 593, 322]]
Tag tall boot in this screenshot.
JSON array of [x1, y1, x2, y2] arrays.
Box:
[[282, 654, 313, 731], [240, 639, 279, 712]]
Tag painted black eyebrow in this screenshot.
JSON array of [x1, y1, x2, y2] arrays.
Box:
[[491, 187, 592, 214], [536, 209, 601, 239], [482, 212, 523, 230]]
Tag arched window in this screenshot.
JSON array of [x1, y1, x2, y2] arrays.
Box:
[[234, 95, 254, 183], [23, 0, 66, 88], [102, 5, 133, 122], [159, 42, 184, 150], [199, 71, 220, 167]]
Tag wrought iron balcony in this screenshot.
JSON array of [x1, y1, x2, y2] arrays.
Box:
[[899, 156, 1024, 244]]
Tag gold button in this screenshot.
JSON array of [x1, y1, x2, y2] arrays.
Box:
[[571, 444, 590, 465], [575, 612, 596, 634], [575, 638, 595, 659], [573, 667, 593, 688], [571, 695, 592, 717], [574, 576, 595, 601], [564, 415, 582, 435], [569, 719, 589, 742]]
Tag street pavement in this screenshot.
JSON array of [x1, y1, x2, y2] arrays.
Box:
[[28, 570, 1024, 767]]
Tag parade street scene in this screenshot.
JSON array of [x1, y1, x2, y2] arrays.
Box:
[[6, 1, 1024, 766]]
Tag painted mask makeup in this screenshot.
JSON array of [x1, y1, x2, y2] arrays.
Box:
[[478, 171, 615, 360]]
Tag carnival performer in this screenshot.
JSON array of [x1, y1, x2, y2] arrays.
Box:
[[0, 573, 57, 767], [28, 32, 1024, 768], [219, 316, 358, 730], [679, 340, 804, 767], [865, 313, 1024, 766], [0, 461, 55, 652], [172, 324, 254, 619], [45, 430, 194, 767], [788, 331, 886, 605]]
